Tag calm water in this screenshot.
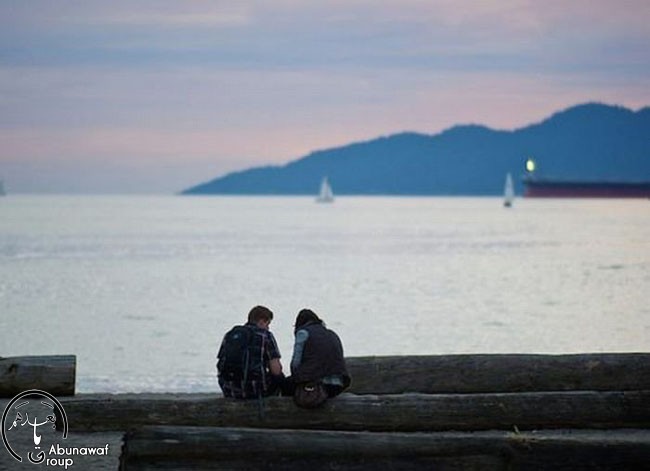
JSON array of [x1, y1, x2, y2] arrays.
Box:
[[1, 196, 649, 393]]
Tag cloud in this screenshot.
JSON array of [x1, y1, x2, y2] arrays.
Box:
[[1, 0, 648, 192], [3, 0, 648, 71]]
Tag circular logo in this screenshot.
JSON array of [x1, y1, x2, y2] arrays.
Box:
[[2, 389, 68, 463]]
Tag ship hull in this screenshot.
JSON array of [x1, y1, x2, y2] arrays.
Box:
[[524, 179, 650, 198]]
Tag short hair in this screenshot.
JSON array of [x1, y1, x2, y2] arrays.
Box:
[[295, 308, 323, 330], [248, 305, 274, 323]]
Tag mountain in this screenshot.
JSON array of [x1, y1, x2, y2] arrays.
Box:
[[181, 103, 650, 196]]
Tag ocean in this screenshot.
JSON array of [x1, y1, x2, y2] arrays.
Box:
[[1, 195, 648, 393]]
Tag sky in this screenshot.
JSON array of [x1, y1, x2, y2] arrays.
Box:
[[1, 0, 649, 194]]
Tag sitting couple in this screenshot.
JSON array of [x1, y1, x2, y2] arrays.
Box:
[[216, 305, 351, 406]]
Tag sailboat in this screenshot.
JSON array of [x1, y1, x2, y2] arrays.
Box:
[[0, 179, 5, 196], [316, 177, 334, 203], [503, 173, 514, 207]]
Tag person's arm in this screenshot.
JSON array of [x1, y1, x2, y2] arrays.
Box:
[[266, 331, 284, 376], [268, 358, 283, 376], [290, 329, 310, 373]]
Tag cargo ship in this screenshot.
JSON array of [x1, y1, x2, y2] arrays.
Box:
[[522, 159, 650, 198]]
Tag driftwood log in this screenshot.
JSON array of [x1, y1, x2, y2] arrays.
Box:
[[0, 355, 76, 397], [346, 353, 650, 394], [1, 353, 649, 397], [39, 390, 650, 433], [120, 426, 650, 471]]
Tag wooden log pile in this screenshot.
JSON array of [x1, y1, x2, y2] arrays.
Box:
[[1, 353, 649, 470], [115, 353, 650, 470]]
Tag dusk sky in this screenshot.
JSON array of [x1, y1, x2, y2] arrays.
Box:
[[1, 1, 649, 194]]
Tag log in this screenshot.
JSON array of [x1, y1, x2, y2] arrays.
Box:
[[39, 390, 650, 432], [119, 426, 650, 471], [346, 353, 650, 394], [0, 355, 76, 397], [2, 353, 647, 397]]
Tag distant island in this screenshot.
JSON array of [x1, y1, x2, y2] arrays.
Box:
[[181, 103, 650, 196]]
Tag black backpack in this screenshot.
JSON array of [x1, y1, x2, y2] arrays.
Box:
[[217, 325, 256, 382]]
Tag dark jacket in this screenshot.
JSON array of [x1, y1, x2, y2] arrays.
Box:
[[217, 322, 282, 398], [291, 321, 350, 386]]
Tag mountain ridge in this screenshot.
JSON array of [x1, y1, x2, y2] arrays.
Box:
[[182, 102, 650, 196]]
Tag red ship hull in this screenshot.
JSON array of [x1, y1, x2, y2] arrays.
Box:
[[524, 179, 650, 198]]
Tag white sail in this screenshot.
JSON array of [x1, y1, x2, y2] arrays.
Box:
[[503, 173, 514, 207], [316, 177, 334, 203]]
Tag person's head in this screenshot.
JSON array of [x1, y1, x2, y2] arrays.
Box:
[[295, 308, 323, 331], [248, 305, 274, 330]]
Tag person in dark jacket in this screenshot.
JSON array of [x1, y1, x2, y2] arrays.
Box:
[[290, 308, 351, 397], [217, 305, 287, 398]]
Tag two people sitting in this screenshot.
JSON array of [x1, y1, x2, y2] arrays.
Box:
[[216, 305, 350, 406]]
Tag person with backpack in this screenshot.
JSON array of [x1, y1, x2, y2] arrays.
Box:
[[290, 308, 351, 408], [217, 305, 288, 399]]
